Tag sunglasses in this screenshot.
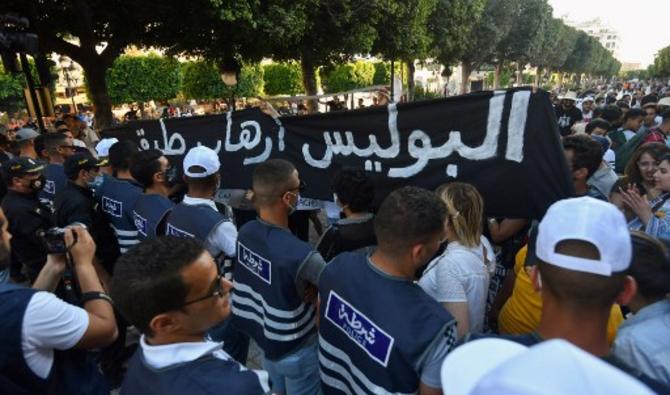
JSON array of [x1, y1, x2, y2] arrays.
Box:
[[178, 273, 227, 308], [287, 179, 307, 194]]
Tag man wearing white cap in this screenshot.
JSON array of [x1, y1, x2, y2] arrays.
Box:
[[441, 338, 654, 395], [581, 96, 595, 123], [13, 128, 40, 160], [464, 197, 669, 393], [94, 138, 118, 176], [555, 91, 583, 136]]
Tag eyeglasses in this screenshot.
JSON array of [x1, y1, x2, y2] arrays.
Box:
[[178, 274, 227, 308], [287, 179, 306, 194]]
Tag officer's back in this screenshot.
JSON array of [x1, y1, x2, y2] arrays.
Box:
[[129, 149, 176, 241], [232, 159, 326, 395], [96, 140, 142, 253], [318, 186, 458, 394]]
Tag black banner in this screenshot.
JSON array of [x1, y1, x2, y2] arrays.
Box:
[[104, 88, 573, 219]]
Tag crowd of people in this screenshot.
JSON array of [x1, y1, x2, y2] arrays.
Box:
[[0, 80, 669, 395]]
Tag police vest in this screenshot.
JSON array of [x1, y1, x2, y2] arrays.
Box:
[[38, 163, 67, 212], [0, 284, 109, 395], [318, 253, 455, 394], [120, 345, 268, 395], [0, 283, 47, 394], [97, 177, 142, 253], [232, 219, 317, 360], [133, 194, 175, 241]]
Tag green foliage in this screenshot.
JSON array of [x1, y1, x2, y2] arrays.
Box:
[[653, 45, 670, 77], [0, 64, 25, 113], [486, 69, 513, 87], [371, 62, 408, 86], [429, 0, 486, 66], [320, 61, 375, 93], [263, 63, 303, 96], [107, 54, 181, 105], [496, 0, 551, 65], [373, 0, 438, 62], [181, 61, 264, 100], [414, 86, 442, 101]]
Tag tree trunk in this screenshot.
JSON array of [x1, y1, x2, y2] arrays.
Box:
[[534, 66, 542, 88], [516, 62, 523, 86], [300, 56, 318, 113], [83, 63, 114, 130], [406, 60, 416, 102], [460, 64, 472, 94], [493, 62, 503, 89]]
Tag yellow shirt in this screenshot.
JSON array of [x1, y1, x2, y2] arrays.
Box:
[[498, 245, 624, 344]]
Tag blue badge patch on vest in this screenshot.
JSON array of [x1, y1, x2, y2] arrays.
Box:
[[44, 180, 55, 194], [102, 196, 123, 218], [325, 291, 394, 367], [237, 241, 272, 284], [166, 223, 194, 238], [133, 211, 147, 236]]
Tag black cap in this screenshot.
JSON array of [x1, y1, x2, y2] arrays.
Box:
[[64, 153, 104, 179], [1, 157, 44, 182]]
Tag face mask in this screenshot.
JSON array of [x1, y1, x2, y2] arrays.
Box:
[[87, 173, 103, 189], [286, 192, 298, 215], [164, 166, 179, 188]]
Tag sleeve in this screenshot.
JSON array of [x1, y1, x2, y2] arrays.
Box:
[[63, 200, 94, 228], [315, 226, 339, 262], [418, 324, 458, 389], [22, 291, 90, 351], [432, 257, 467, 302], [644, 206, 670, 242], [211, 221, 238, 257], [296, 251, 327, 288]]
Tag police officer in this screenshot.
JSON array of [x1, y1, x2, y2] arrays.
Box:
[[96, 140, 142, 254], [163, 146, 248, 362], [38, 132, 76, 212], [317, 186, 457, 395], [232, 159, 326, 395], [0, 218, 118, 394], [0, 157, 51, 282], [164, 146, 237, 275], [130, 149, 175, 241]]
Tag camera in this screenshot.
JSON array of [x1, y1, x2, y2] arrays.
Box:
[[38, 224, 84, 254]]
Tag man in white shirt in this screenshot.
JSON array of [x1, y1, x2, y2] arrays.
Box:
[[0, 213, 118, 394]]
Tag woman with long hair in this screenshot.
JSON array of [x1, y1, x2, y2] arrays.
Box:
[[624, 143, 670, 201], [419, 182, 493, 338]]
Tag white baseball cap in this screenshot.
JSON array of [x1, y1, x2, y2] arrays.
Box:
[[15, 128, 39, 142], [183, 145, 220, 178], [536, 197, 631, 276], [95, 138, 118, 158], [441, 339, 654, 395]]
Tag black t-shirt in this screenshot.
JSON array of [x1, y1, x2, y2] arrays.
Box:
[[316, 214, 377, 261], [555, 105, 583, 136]]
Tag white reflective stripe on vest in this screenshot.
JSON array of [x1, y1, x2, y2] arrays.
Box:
[[233, 281, 308, 319], [110, 224, 139, 237], [232, 293, 315, 330], [319, 336, 416, 395], [232, 305, 316, 342], [118, 239, 140, 246]]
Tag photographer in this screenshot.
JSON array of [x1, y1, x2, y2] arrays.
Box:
[[0, 214, 118, 394]]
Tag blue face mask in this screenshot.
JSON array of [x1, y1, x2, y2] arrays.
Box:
[[87, 174, 104, 190]]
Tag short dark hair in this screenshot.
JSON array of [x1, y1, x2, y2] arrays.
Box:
[[130, 149, 164, 188], [661, 108, 670, 123], [252, 159, 296, 206], [624, 108, 644, 121], [600, 105, 622, 124], [332, 169, 374, 213], [109, 140, 139, 171], [629, 231, 670, 301], [538, 239, 626, 310], [562, 135, 602, 178], [616, 100, 630, 110], [374, 186, 446, 253], [184, 172, 218, 192], [585, 118, 611, 135], [110, 236, 206, 336], [44, 132, 68, 155]]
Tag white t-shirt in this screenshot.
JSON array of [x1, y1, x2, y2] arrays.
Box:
[[604, 149, 616, 168], [623, 130, 636, 141], [22, 291, 90, 378], [419, 236, 493, 333]]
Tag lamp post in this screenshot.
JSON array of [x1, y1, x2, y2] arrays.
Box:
[[59, 56, 79, 113]]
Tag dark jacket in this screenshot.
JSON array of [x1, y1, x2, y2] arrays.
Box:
[[316, 214, 377, 261], [1, 190, 51, 281]]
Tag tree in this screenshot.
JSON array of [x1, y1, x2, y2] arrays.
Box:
[[0, 64, 25, 114], [529, 18, 577, 86], [1, 0, 166, 128], [181, 61, 263, 100], [493, 0, 551, 87], [263, 63, 303, 96], [428, 0, 486, 71], [373, 0, 437, 100], [106, 54, 181, 105], [458, 0, 520, 93], [320, 61, 375, 93], [653, 45, 670, 77]]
